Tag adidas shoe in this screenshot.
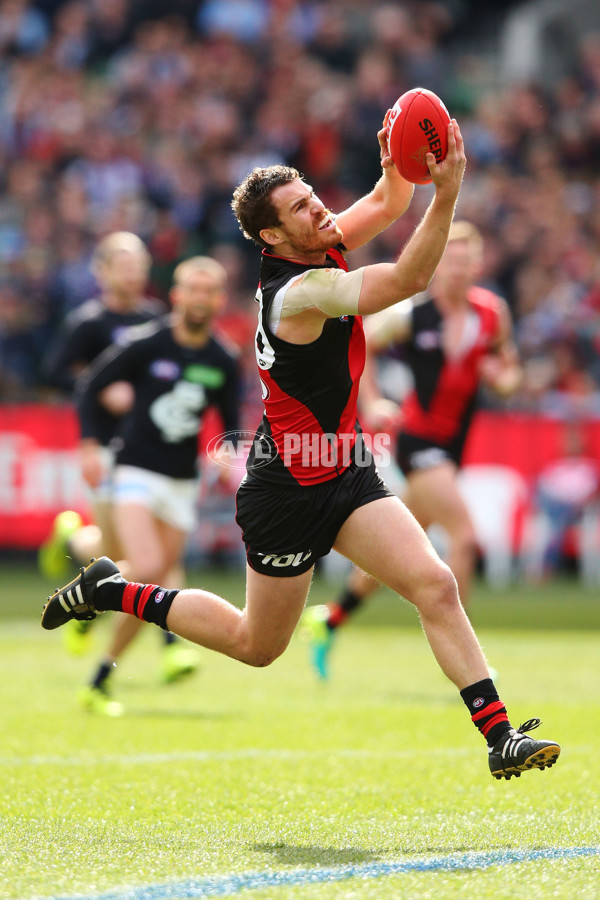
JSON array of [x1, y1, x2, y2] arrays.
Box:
[[301, 605, 334, 680], [41, 557, 124, 630], [488, 718, 561, 780], [78, 684, 123, 717], [38, 510, 83, 581]]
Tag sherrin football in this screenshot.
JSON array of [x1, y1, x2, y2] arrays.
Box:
[[386, 87, 451, 184]]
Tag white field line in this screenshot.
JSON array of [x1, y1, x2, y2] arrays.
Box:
[[0, 747, 454, 767]]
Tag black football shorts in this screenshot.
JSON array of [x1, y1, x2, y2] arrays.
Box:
[[235, 456, 394, 577], [396, 431, 464, 477]]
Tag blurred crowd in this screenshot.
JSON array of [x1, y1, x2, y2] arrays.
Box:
[[1, 0, 600, 420]]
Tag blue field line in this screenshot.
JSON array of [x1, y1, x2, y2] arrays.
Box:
[[47, 847, 600, 900]]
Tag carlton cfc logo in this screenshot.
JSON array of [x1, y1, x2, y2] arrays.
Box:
[[473, 697, 485, 709]]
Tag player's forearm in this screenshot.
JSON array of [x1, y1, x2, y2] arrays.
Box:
[[358, 192, 458, 315], [370, 166, 415, 222], [337, 169, 414, 251], [400, 190, 459, 281]]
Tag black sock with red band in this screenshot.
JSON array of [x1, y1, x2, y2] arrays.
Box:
[[95, 580, 179, 630], [460, 678, 512, 747]]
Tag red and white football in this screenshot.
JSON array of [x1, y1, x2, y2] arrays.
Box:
[[386, 87, 451, 184]]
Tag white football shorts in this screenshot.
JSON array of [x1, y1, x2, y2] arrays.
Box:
[[112, 464, 198, 532]]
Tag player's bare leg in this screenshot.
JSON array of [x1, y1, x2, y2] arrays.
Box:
[[403, 462, 477, 609], [330, 495, 559, 777], [332, 494, 486, 688], [166, 565, 314, 667], [306, 462, 478, 679]]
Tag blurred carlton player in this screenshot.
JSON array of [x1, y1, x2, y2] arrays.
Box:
[[306, 221, 522, 677], [42, 114, 560, 779], [74, 256, 240, 715]]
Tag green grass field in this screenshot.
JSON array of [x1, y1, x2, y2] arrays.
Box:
[[2, 562, 599, 900]]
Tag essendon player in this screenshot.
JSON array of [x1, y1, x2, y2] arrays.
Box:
[[42, 117, 561, 779], [309, 222, 522, 674]]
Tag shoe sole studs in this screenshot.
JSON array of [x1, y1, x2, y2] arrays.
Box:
[[491, 745, 561, 780]]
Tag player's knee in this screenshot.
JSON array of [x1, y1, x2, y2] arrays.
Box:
[[408, 559, 459, 614], [244, 652, 276, 668], [239, 636, 289, 668], [241, 646, 283, 668]]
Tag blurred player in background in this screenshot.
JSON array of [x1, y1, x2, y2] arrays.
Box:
[[305, 221, 522, 678], [43, 118, 560, 780], [74, 255, 241, 714], [39, 231, 197, 686]]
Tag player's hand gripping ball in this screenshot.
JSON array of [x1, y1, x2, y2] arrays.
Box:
[[386, 87, 451, 184]]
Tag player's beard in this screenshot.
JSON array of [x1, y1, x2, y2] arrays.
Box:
[[289, 216, 343, 256], [314, 209, 342, 248]]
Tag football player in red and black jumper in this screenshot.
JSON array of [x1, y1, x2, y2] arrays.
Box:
[[42, 116, 560, 779]]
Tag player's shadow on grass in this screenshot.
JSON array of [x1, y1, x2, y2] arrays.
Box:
[[250, 842, 480, 866], [250, 842, 381, 866]]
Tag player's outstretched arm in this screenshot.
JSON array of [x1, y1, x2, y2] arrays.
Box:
[[357, 120, 466, 316]]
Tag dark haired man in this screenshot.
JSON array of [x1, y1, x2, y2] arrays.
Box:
[[42, 116, 559, 779]]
